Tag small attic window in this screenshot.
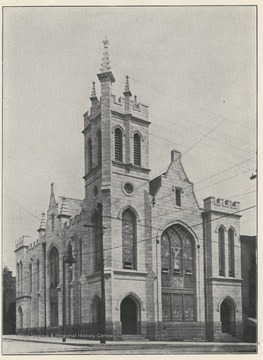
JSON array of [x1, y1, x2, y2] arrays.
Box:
[[175, 189, 182, 207]]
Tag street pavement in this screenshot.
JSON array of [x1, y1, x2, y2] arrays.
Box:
[[2, 335, 258, 355]]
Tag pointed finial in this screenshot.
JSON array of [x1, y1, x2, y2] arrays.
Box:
[[91, 81, 97, 98], [103, 36, 109, 47], [100, 36, 111, 73], [123, 75, 132, 97], [125, 76, 130, 92], [49, 182, 56, 209]]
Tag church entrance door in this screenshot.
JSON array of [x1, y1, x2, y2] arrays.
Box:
[[220, 299, 235, 335], [120, 296, 139, 335]]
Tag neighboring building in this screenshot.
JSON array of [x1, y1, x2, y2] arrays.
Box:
[[15, 38, 245, 341], [3, 267, 16, 334], [240, 235, 257, 342]]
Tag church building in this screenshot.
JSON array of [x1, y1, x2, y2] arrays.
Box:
[[15, 38, 244, 342]]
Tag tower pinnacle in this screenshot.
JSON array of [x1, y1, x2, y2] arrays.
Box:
[[123, 75, 132, 97], [97, 37, 115, 83], [100, 36, 111, 73], [90, 81, 97, 99]]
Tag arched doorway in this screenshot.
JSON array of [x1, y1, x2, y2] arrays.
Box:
[[120, 296, 140, 335], [220, 299, 236, 336]]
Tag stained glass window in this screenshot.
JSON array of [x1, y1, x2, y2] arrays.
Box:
[[161, 233, 170, 273], [173, 294, 183, 321], [161, 225, 195, 322], [184, 294, 195, 321], [122, 209, 136, 269], [162, 293, 172, 321], [171, 232, 182, 274]]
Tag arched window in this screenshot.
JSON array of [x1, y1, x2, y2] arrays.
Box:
[[67, 243, 74, 283], [115, 128, 123, 162], [36, 259, 40, 291], [29, 263, 33, 293], [228, 228, 235, 277], [18, 306, 23, 329], [49, 247, 59, 326], [91, 210, 102, 272], [122, 209, 137, 270], [16, 263, 20, 295], [161, 224, 195, 322], [218, 227, 225, 276], [133, 133, 141, 166], [97, 130, 102, 166], [88, 138, 92, 170], [79, 238, 82, 277], [20, 261, 23, 295]]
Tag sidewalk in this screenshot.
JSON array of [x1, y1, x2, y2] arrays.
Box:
[[3, 334, 257, 349]]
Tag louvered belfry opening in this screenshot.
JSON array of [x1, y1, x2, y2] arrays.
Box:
[[134, 133, 141, 166], [115, 128, 123, 162]]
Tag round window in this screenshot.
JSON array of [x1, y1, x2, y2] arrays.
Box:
[[93, 185, 99, 198], [123, 182, 134, 195]]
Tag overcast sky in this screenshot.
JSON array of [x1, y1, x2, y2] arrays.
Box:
[[3, 6, 256, 272]]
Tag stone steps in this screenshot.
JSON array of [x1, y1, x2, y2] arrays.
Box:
[[121, 335, 149, 341], [220, 333, 241, 343]]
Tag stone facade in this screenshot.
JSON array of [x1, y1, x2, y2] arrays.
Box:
[[15, 39, 244, 341]]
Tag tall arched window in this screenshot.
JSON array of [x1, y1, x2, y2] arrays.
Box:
[[67, 243, 74, 283], [18, 306, 23, 329], [97, 130, 102, 166], [88, 138, 92, 170], [29, 263, 32, 293], [228, 228, 235, 277], [133, 133, 141, 166], [79, 238, 82, 277], [36, 259, 40, 291], [91, 210, 102, 272], [115, 128, 123, 162], [161, 224, 195, 322], [122, 209, 137, 270], [49, 247, 59, 326], [20, 261, 23, 295], [218, 227, 225, 276], [16, 263, 20, 295]]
